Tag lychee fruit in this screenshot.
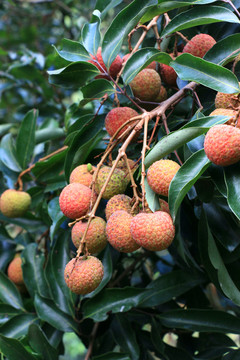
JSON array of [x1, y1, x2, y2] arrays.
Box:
[[105, 107, 139, 138], [204, 124, 240, 166], [64, 256, 104, 295], [183, 34, 216, 58], [95, 166, 127, 200], [69, 164, 96, 187], [210, 109, 240, 128], [147, 159, 180, 197], [215, 86, 240, 109], [7, 255, 24, 285], [160, 53, 181, 86], [122, 53, 156, 70], [89, 47, 122, 78], [155, 86, 168, 102], [112, 158, 137, 184], [0, 189, 31, 218], [71, 217, 107, 254], [130, 211, 175, 251], [105, 194, 133, 220], [106, 210, 140, 253], [59, 183, 97, 219], [130, 69, 161, 101]]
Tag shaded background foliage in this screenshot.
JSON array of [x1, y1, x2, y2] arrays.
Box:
[[0, 0, 240, 359]]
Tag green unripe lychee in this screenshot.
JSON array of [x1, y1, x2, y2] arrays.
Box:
[[95, 166, 127, 200], [71, 217, 107, 254], [130, 69, 161, 101], [64, 256, 104, 295], [0, 189, 31, 218], [106, 210, 140, 253], [130, 211, 175, 251], [7, 255, 24, 285], [105, 107, 139, 138], [112, 158, 137, 184], [69, 164, 96, 187]]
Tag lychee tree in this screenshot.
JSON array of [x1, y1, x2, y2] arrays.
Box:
[[1, 0, 240, 359]]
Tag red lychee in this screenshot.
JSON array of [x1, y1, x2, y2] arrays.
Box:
[[160, 53, 181, 86], [130, 211, 175, 251], [105, 194, 133, 220], [105, 107, 139, 138], [59, 183, 96, 219], [204, 124, 240, 166], [155, 86, 168, 102], [71, 217, 107, 254], [210, 109, 240, 128], [7, 256, 24, 286], [64, 256, 104, 295], [106, 210, 140, 253], [183, 34, 216, 58], [95, 166, 127, 200], [130, 69, 161, 101], [69, 164, 96, 187], [0, 189, 31, 218], [147, 159, 180, 197], [89, 47, 122, 78]]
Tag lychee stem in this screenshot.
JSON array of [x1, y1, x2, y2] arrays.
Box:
[[122, 154, 141, 210], [140, 115, 150, 211]]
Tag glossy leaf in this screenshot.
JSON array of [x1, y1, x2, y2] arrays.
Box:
[[0, 271, 25, 311], [48, 197, 66, 242], [161, 6, 240, 37], [171, 54, 240, 93], [101, 0, 158, 68], [0, 313, 37, 338], [80, 79, 115, 106], [0, 134, 22, 172], [93, 353, 131, 360], [53, 39, 90, 62], [95, 0, 122, 19], [0, 335, 37, 360], [35, 128, 65, 144], [122, 49, 171, 84], [82, 12, 101, 55], [204, 33, 240, 66], [224, 163, 240, 220], [0, 304, 23, 326], [169, 149, 211, 222], [159, 309, 240, 334], [28, 324, 58, 360]]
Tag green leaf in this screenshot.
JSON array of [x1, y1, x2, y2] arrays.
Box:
[[48, 197, 66, 242], [83, 287, 146, 322], [122, 49, 171, 84], [0, 304, 23, 326], [171, 54, 240, 93], [204, 33, 240, 66], [169, 149, 211, 222], [95, 0, 122, 19], [0, 335, 38, 360], [139, 270, 205, 308], [35, 128, 65, 144], [161, 6, 240, 37], [80, 79, 115, 106], [0, 271, 25, 311], [0, 314, 38, 338], [53, 39, 90, 62], [48, 62, 99, 88], [34, 294, 78, 333], [16, 109, 37, 169], [145, 178, 160, 212], [28, 324, 58, 360], [0, 124, 14, 136], [82, 13, 101, 55], [0, 134, 22, 172], [158, 309, 240, 334], [102, 0, 158, 68], [21, 243, 51, 299], [93, 353, 131, 360], [224, 163, 240, 220]]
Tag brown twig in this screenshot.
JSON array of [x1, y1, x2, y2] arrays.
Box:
[[162, 114, 183, 165], [140, 115, 150, 211], [84, 322, 99, 360], [147, 115, 161, 147]]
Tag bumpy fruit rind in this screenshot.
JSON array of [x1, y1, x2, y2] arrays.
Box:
[[183, 34, 216, 58], [71, 217, 107, 254], [210, 109, 240, 128], [215, 87, 240, 109], [64, 256, 104, 295], [69, 164, 96, 187], [7, 256, 24, 285], [0, 189, 31, 218], [130, 69, 161, 101], [95, 166, 127, 200], [130, 211, 175, 251], [105, 194, 133, 220], [89, 47, 122, 78], [204, 124, 240, 166], [105, 107, 139, 138], [106, 210, 140, 253]]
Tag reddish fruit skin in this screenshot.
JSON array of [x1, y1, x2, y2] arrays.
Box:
[[71, 217, 107, 254], [130, 211, 175, 251], [204, 124, 240, 166], [105, 107, 139, 138], [215, 87, 240, 109], [0, 189, 31, 218], [105, 194, 133, 220], [64, 256, 104, 295], [69, 164, 96, 187], [155, 86, 168, 102], [7, 256, 24, 285], [159, 199, 170, 214], [210, 109, 240, 128], [147, 160, 180, 197], [89, 47, 122, 78], [183, 34, 216, 58], [106, 210, 140, 253], [130, 69, 161, 101], [95, 166, 127, 200], [160, 53, 181, 86], [59, 183, 96, 219]]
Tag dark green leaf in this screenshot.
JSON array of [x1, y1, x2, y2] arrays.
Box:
[[28, 324, 58, 360], [93, 353, 131, 360], [224, 163, 240, 220], [82, 13, 101, 55], [0, 134, 22, 172], [80, 79, 115, 106], [0, 304, 23, 326], [0, 271, 25, 311], [48, 197, 66, 242], [171, 54, 240, 93], [169, 149, 211, 222], [0, 124, 14, 136], [0, 314, 37, 338], [204, 33, 240, 66], [32, 149, 67, 182], [161, 6, 240, 36], [102, 0, 158, 68], [0, 335, 37, 360], [53, 39, 90, 62], [35, 128, 65, 144], [145, 178, 160, 212], [95, 0, 122, 19]]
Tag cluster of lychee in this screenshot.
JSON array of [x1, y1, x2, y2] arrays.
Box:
[[59, 156, 180, 296]]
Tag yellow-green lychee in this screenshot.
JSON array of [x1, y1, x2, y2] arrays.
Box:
[[69, 164, 96, 187], [130, 211, 175, 251], [112, 158, 137, 184], [204, 124, 240, 166], [0, 189, 31, 218], [106, 210, 140, 253], [147, 160, 180, 197], [64, 256, 104, 295], [59, 183, 97, 219], [130, 69, 161, 101], [95, 166, 127, 200], [105, 194, 133, 220], [105, 107, 139, 138], [215, 86, 240, 109], [7, 255, 24, 285], [71, 217, 107, 254], [210, 108, 240, 128], [183, 34, 216, 58]]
